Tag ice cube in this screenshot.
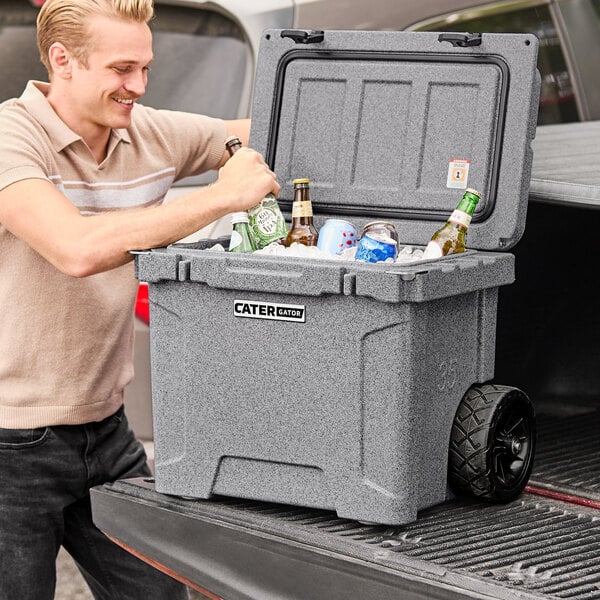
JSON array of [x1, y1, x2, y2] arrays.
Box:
[[339, 246, 357, 261], [256, 242, 287, 255]]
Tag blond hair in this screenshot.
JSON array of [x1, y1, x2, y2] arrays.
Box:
[[37, 0, 154, 74]]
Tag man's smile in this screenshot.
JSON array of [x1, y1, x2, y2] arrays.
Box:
[[113, 97, 134, 105]]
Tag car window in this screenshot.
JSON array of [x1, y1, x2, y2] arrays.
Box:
[[146, 4, 250, 119], [145, 4, 251, 188], [0, 1, 250, 187], [0, 2, 249, 115], [415, 4, 579, 125], [0, 2, 47, 101]]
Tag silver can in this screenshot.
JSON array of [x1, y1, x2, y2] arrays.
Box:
[[355, 232, 398, 263], [361, 221, 399, 244]]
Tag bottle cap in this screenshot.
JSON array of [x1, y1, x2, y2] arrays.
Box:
[[293, 178, 310, 185], [225, 136, 242, 151], [465, 188, 480, 198], [230, 211, 249, 223]]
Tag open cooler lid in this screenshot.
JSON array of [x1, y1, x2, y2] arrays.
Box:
[[249, 29, 540, 251]]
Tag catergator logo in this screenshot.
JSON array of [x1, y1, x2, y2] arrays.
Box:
[[233, 300, 306, 323]]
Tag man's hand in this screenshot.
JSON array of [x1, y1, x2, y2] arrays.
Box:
[[215, 145, 280, 212]]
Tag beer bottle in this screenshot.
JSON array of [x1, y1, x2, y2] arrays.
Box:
[[228, 211, 257, 253], [285, 178, 319, 247], [224, 136, 288, 249], [422, 188, 480, 259]]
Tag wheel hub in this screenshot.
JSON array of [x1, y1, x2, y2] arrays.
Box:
[[497, 433, 525, 458], [510, 438, 523, 456]]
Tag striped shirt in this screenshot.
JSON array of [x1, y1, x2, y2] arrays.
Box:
[[0, 81, 226, 428]]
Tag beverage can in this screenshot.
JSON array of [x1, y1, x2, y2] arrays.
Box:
[[316, 219, 358, 255], [355, 232, 398, 263], [362, 221, 399, 244]]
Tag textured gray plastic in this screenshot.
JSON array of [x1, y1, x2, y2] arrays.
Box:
[[139, 247, 512, 525], [137, 30, 539, 525], [251, 29, 540, 250]]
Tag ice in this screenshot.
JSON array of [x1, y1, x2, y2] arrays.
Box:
[[256, 242, 351, 260], [339, 246, 357, 261], [395, 245, 424, 263], [255, 242, 425, 263], [206, 243, 226, 252], [204, 240, 426, 263]]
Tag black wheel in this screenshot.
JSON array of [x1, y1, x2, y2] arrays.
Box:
[[448, 383, 536, 502]]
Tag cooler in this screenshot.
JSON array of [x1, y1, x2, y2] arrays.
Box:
[[135, 29, 541, 525]]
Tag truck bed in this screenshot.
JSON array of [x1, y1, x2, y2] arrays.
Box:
[[92, 387, 600, 599], [91, 460, 600, 600], [91, 121, 600, 599]]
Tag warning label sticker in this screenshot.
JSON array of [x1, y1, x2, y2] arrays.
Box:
[[447, 159, 470, 189]]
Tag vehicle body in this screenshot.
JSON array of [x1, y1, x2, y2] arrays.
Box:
[[132, 0, 600, 444], [92, 117, 600, 599], [3, 1, 600, 598], [3, 0, 599, 441]]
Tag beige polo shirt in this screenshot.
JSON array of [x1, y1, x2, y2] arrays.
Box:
[[0, 81, 226, 428]]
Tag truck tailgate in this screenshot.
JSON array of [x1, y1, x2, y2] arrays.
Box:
[[91, 477, 600, 600]]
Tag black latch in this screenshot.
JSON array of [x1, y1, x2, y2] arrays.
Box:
[[438, 33, 482, 47], [280, 29, 325, 44]]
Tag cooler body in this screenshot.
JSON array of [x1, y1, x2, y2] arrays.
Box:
[[138, 249, 513, 524], [136, 29, 539, 525]]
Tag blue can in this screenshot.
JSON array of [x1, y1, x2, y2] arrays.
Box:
[[355, 233, 398, 263], [316, 219, 358, 255]]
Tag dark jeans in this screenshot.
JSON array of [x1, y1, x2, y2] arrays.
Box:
[[0, 406, 189, 600]]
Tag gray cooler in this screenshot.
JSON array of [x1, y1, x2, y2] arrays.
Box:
[[136, 29, 541, 525]]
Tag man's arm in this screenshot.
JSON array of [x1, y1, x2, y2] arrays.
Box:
[[0, 143, 279, 277]]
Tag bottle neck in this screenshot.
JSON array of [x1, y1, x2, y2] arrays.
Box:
[[231, 211, 249, 226], [293, 185, 310, 200], [225, 137, 242, 156], [456, 192, 479, 216], [447, 191, 479, 230], [292, 186, 313, 220]]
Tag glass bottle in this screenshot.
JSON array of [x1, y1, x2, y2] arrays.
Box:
[[224, 136, 288, 248], [285, 178, 319, 247], [228, 211, 257, 253], [422, 188, 480, 259]]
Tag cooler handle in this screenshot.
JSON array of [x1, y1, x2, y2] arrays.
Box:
[[188, 255, 345, 297], [280, 29, 325, 44], [438, 33, 482, 47]]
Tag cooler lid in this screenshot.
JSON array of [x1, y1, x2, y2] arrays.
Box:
[[249, 30, 541, 251]]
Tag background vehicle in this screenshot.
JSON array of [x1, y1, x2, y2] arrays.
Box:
[[3, 1, 600, 598], [3, 0, 599, 445]]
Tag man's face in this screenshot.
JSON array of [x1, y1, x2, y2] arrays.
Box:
[[69, 15, 153, 132]]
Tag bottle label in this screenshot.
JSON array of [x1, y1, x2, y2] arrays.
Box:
[[254, 207, 278, 235], [423, 240, 444, 259], [448, 209, 472, 229], [292, 201, 313, 218], [248, 196, 288, 248]]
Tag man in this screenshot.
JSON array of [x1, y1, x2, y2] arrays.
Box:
[[0, 0, 279, 598]]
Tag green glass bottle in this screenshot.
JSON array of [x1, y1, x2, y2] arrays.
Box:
[[423, 188, 480, 259], [228, 211, 257, 253], [225, 135, 288, 248]]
